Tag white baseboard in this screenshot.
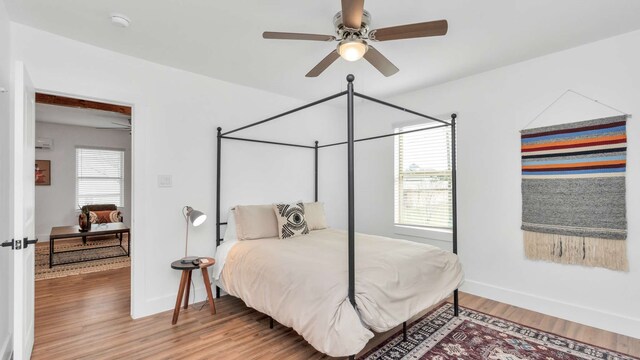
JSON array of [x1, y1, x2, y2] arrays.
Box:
[[461, 279, 640, 339], [132, 285, 222, 319]]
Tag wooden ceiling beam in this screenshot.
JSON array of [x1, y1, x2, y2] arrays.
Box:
[[35, 93, 131, 116]]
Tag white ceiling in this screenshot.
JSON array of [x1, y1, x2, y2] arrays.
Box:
[[6, 0, 640, 100], [36, 103, 130, 129]]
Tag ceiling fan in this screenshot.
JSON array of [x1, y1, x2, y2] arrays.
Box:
[[95, 118, 131, 133], [263, 0, 448, 77]]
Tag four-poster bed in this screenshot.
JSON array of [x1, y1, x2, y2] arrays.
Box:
[[214, 75, 462, 358]]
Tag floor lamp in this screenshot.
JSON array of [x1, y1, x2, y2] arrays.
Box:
[[181, 206, 207, 264]]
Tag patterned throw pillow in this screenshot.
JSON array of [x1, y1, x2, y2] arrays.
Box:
[[89, 211, 98, 224], [89, 210, 121, 224], [109, 210, 121, 223], [273, 202, 310, 239]]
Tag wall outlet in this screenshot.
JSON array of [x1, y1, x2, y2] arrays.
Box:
[[157, 175, 172, 188]]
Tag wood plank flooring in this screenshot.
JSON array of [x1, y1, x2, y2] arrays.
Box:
[[33, 267, 640, 359]]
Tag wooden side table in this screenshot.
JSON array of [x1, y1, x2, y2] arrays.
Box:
[[171, 257, 216, 325]]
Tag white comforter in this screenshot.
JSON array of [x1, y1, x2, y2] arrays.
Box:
[[214, 228, 463, 357]]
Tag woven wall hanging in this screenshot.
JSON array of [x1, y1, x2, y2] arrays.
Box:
[[520, 91, 630, 271]]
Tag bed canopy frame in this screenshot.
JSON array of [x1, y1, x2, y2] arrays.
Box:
[[215, 74, 459, 358]]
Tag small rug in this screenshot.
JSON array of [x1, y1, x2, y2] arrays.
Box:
[[360, 303, 637, 360], [35, 236, 130, 281]]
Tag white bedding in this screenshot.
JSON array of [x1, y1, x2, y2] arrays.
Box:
[[214, 228, 463, 357]]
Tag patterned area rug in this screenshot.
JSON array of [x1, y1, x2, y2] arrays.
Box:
[[35, 236, 130, 281], [360, 303, 637, 360]]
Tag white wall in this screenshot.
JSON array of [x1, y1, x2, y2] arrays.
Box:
[[34, 122, 132, 241], [358, 30, 640, 338], [10, 23, 346, 319], [0, 1, 12, 358]]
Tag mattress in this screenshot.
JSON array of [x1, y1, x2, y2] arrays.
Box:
[[213, 228, 464, 357]]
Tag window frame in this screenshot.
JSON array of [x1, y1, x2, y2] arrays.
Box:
[[75, 146, 126, 210], [392, 119, 453, 242]]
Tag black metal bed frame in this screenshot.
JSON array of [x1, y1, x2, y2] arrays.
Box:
[[215, 74, 458, 358]]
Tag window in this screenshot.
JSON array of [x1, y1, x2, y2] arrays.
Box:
[[76, 147, 125, 207], [394, 123, 452, 229]]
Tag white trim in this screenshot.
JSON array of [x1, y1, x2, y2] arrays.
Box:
[[392, 115, 455, 231], [0, 333, 11, 360], [394, 225, 452, 242], [74, 145, 127, 152], [133, 281, 210, 319], [461, 279, 640, 339]]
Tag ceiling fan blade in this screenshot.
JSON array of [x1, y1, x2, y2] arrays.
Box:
[[341, 0, 364, 29], [370, 20, 448, 42], [111, 121, 131, 128], [306, 50, 341, 77], [363, 46, 399, 77], [95, 127, 130, 130], [263, 32, 336, 42]]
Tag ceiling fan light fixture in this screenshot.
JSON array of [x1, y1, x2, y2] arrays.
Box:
[[338, 39, 368, 62]]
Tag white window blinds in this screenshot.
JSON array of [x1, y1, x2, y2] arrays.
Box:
[[76, 147, 124, 207], [394, 123, 452, 229]]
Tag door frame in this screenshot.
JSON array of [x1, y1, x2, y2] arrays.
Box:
[[9, 60, 37, 360], [32, 88, 138, 317], [0, 70, 14, 360]]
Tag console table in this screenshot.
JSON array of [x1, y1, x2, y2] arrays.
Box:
[[49, 223, 131, 268]]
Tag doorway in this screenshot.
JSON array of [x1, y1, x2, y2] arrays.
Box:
[[32, 93, 134, 346]]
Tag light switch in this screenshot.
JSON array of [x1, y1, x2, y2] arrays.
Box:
[[158, 175, 172, 188]]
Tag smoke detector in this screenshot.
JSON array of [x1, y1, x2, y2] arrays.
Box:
[[110, 13, 131, 28]]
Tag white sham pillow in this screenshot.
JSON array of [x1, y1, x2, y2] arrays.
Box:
[[304, 202, 328, 230], [235, 204, 279, 240]]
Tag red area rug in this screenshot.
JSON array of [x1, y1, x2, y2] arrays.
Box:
[[360, 303, 637, 360]]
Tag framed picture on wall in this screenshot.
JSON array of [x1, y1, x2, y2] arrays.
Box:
[[35, 160, 51, 186]]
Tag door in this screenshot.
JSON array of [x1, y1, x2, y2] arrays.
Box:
[[10, 61, 36, 360]]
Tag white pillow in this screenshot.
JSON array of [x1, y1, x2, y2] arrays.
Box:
[[222, 208, 238, 243], [304, 202, 328, 230], [235, 204, 279, 240]]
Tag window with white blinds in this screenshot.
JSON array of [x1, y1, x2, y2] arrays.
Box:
[[394, 123, 452, 229], [76, 147, 125, 207]]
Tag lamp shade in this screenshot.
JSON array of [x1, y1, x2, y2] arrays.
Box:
[[187, 208, 207, 227], [338, 39, 368, 62], [182, 205, 207, 262]]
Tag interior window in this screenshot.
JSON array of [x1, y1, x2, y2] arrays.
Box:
[[76, 147, 125, 207]]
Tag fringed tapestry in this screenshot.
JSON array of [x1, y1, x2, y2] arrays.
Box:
[[520, 115, 628, 271]]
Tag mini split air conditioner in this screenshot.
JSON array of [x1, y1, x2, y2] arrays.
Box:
[[35, 138, 53, 150]]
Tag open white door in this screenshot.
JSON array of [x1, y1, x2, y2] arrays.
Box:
[[9, 61, 37, 360]]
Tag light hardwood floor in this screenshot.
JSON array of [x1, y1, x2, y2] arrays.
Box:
[[33, 267, 640, 359]]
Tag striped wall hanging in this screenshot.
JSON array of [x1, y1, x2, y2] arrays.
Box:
[[520, 115, 628, 271]]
